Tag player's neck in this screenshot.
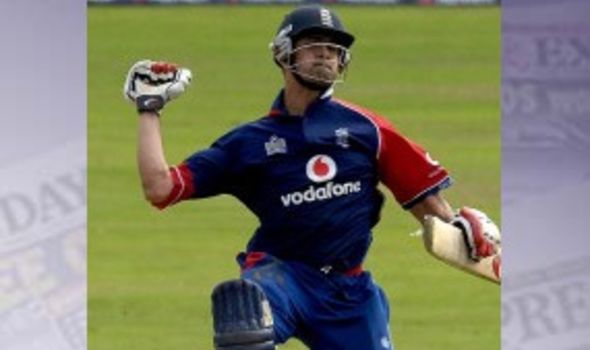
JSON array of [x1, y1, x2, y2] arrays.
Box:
[[283, 80, 322, 116]]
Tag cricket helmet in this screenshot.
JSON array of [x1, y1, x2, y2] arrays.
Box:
[[270, 5, 354, 66]]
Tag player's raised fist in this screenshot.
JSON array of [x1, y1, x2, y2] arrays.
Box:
[[123, 59, 192, 114]]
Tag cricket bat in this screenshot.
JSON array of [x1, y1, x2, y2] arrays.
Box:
[[422, 215, 501, 284]]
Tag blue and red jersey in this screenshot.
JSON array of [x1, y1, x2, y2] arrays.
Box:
[[157, 90, 451, 271]]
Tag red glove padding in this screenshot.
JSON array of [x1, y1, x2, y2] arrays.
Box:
[[452, 207, 499, 261]]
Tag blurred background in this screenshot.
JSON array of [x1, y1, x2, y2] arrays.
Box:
[[502, 1, 590, 350]]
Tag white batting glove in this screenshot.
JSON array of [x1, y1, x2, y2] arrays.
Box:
[[123, 60, 192, 114], [451, 207, 501, 261]]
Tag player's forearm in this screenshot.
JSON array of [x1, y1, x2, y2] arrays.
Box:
[[137, 113, 173, 203], [410, 193, 454, 224]]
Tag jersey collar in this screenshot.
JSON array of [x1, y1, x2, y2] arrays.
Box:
[[268, 88, 333, 118]]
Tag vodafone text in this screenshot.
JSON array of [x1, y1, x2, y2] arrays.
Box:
[[280, 181, 361, 207]]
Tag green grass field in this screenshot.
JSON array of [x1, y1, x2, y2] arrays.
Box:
[[88, 5, 500, 350]]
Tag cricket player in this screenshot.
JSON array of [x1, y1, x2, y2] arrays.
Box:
[[124, 5, 499, 350]]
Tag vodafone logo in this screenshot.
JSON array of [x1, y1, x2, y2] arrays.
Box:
[[306, 155, 337, 183], [279, 154, 361, 207]]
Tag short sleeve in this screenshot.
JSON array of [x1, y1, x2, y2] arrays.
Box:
[[183, 143, 238, 199], [377, 120, 452, 209], [333, 99, 451, 209]]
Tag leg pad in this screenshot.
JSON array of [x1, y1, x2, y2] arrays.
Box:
[[212, 279, 275, 350]]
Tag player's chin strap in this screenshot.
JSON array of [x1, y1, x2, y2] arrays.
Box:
[[286, 59, 348, 92], [273, 43, 350, 91], [292, 69, 334, 91]]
